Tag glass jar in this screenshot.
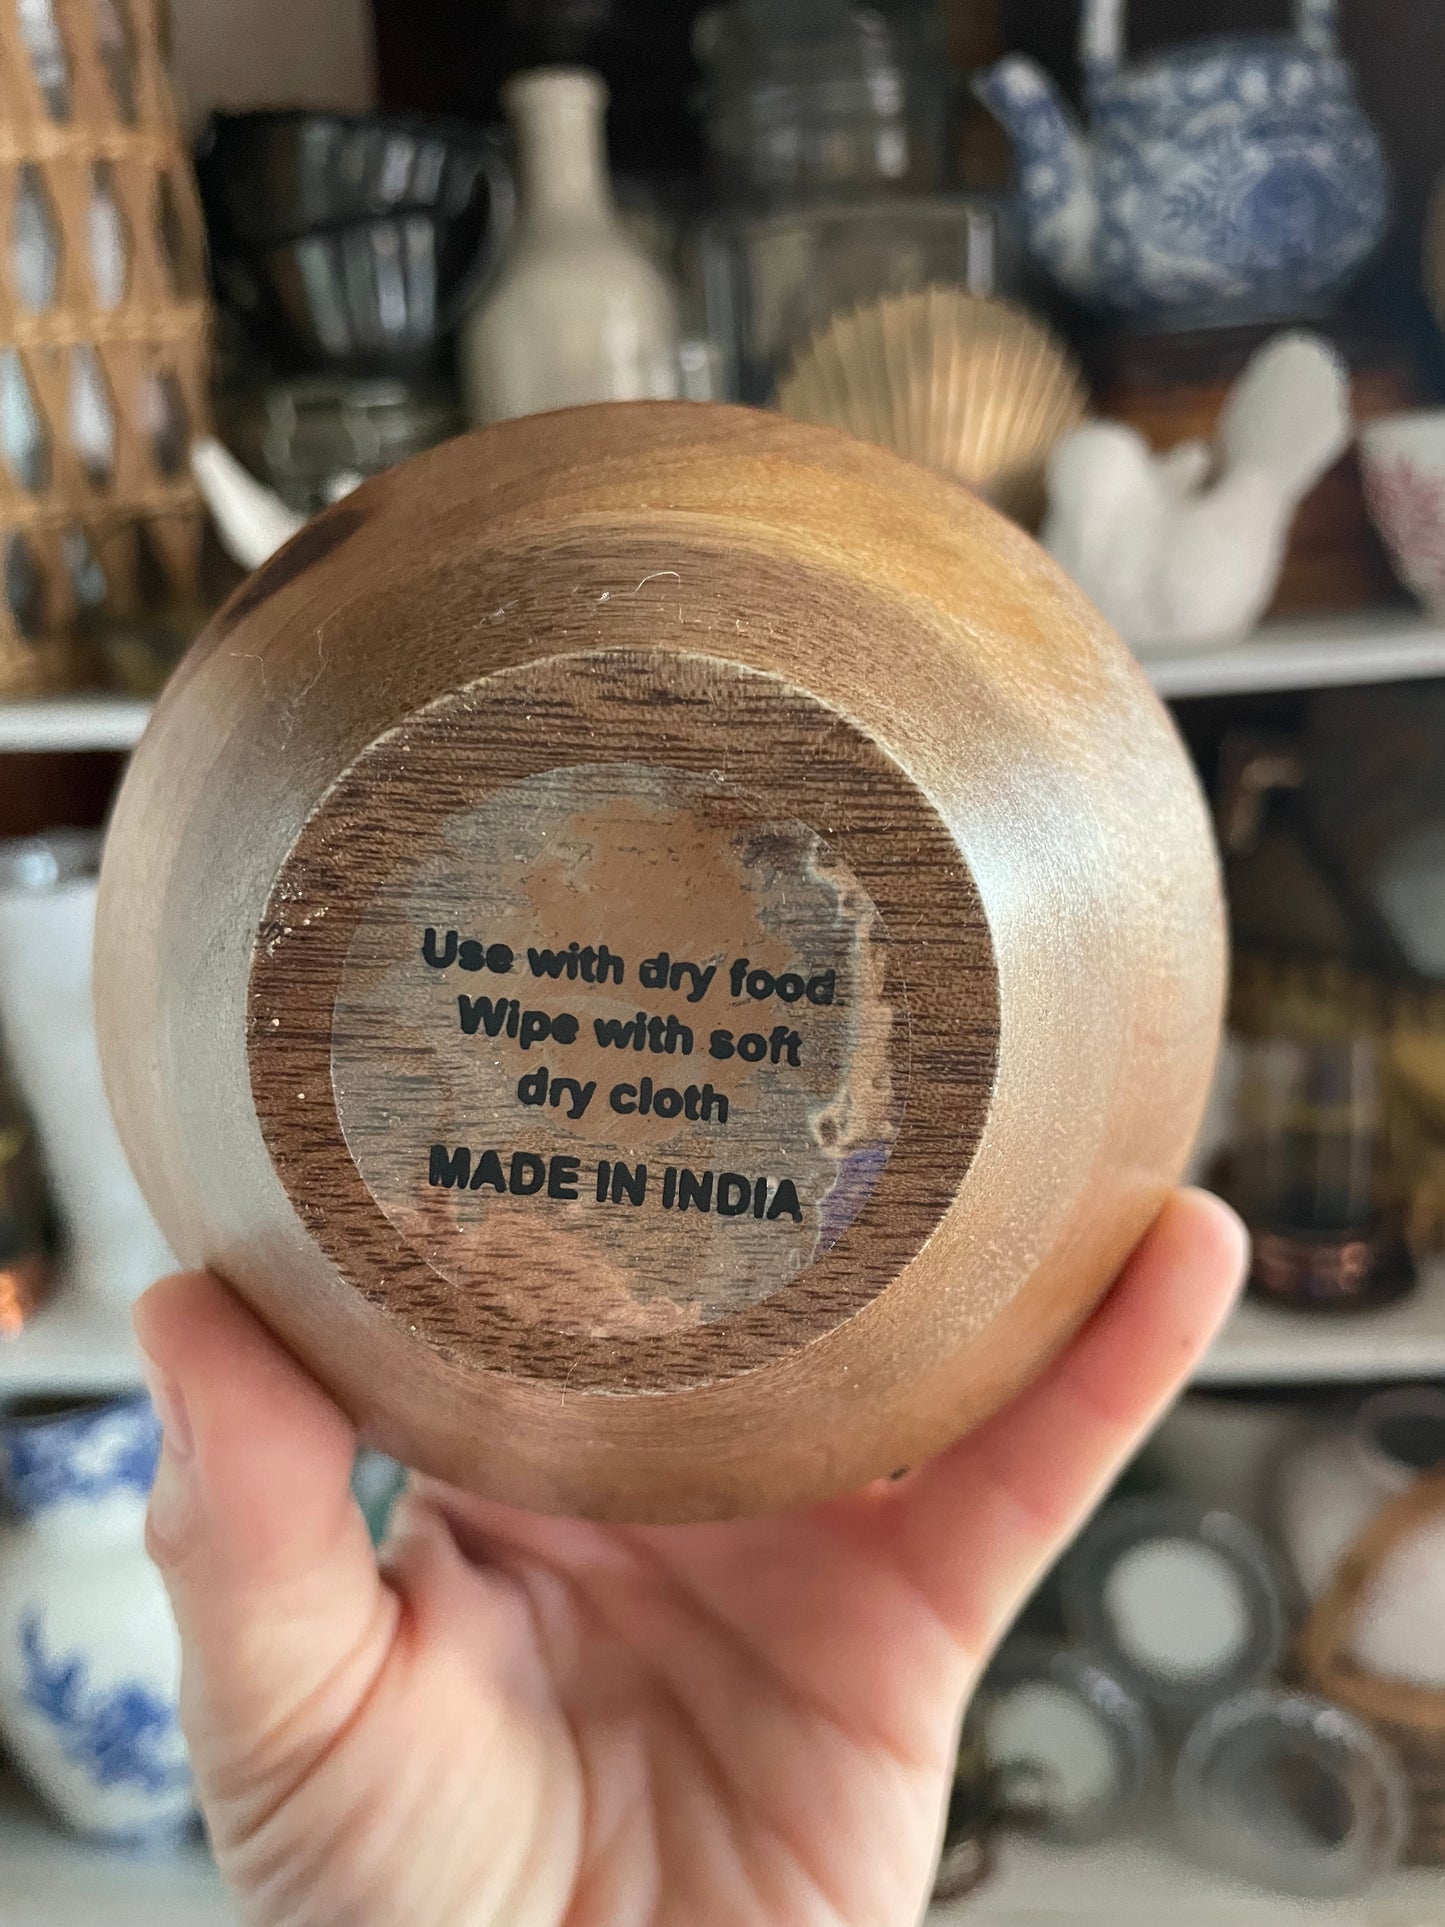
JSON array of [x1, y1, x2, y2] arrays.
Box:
[[1059, 1497, 1290, 1727], [973, 1637, 1156, 1845], [1174, 1688, 1407, 1897], [1228, 1031, 1415, 1310], [220, 377, 463, 515], [0, 832, 174, 1314], [698, 192, 1014, 402], [0, 1055, 49, 1337], [694, 0, 949, 203]]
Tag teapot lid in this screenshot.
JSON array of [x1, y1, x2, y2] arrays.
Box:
[[1090, 31, 1346, 107]]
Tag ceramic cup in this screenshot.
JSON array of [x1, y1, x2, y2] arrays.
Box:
[[1360, 410, 1445, 616], [1279, 1385, 1445, 1687], [0, 1393, 193, 1843]]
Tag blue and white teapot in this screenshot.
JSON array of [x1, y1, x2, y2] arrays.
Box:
[[977, 0, 1390, 326]]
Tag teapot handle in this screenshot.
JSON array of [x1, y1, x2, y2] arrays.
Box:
[[1079, 0, 1125, 89], [1081, 0, 1336, 87], [1294, 0, 1340, 54]]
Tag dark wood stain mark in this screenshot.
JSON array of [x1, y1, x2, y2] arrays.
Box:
[[212, 500, 369, 639]]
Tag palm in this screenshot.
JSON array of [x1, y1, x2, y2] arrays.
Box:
[[136, 1192, 1244, 1927], [393, 1496, 972, 1927]]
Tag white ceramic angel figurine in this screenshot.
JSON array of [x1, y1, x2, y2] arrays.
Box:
[[1042, 332, 1352, 657]]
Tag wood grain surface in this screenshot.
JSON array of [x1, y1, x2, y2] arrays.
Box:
[[95, 401, 1224, 1520]]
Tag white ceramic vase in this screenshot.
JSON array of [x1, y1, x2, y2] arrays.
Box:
[[1278, 1386, 1445, 1687], [460, 67, 681, 424], [0, 1394, 193, 1842], [0, 834, 174, 1311]]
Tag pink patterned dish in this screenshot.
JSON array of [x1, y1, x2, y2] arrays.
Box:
[[1360, 410, 1445, 616]]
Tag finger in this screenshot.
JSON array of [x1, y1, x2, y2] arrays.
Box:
[[134, 1274, 397, 1809], [888, 1189, 1248, 1655]]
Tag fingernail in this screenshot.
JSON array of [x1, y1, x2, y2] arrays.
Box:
[[140, 1353, 194, 1462]]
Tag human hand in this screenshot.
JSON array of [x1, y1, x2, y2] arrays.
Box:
[[134, 1189, 1245, 1927]]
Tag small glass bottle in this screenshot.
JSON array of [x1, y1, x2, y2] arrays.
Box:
[[1230, 1031, 1415, 1310], [0, 1058, 49, 1336], [460, 67, 681, 424]]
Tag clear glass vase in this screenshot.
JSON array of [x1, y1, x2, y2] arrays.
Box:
[[693, 0, 950, 204]]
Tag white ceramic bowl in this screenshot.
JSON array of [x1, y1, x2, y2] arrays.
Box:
[[1360, 409, 1445, 616]]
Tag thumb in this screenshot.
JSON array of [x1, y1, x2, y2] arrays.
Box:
[[134, 1273, 397, 1821]]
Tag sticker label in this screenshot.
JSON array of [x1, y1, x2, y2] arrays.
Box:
[[330, 764, 901, 1338]]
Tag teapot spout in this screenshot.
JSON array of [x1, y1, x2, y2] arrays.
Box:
[[975, 56, 1099, 301]]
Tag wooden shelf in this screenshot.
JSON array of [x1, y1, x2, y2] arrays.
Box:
[[0, 1775, 232, 1927], [1195, 1256, 1445, 1388], [0, 1287, 143, 1396], [0, 695, 152, 753], [5, 1776, 1438, 1927], [1, 613, 1443, 754], [1144, 610, 1445, 701], [4, 1255, 1442, 1400], [930, 1834, 1445, 1926]]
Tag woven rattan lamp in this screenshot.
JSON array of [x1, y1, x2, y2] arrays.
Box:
[[0, 0, 209, 694]]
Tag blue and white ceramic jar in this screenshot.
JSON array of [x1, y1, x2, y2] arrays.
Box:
[[978, 0, 1390, 327], [0, 1394, 193, 1843]]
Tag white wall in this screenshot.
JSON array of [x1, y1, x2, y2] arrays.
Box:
[[167, 0, 377, 128]]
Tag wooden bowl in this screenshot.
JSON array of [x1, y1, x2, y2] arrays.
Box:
[[96, 402, 1223, 1522]]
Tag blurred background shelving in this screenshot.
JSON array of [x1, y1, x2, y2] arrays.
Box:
[[1145, 611, 1445, 701], [931, 1836, 1445, 1926], [0, 1773, 233, 1927], [10, 1766, 1440, 1927], [9, 1248, 1444, 1402], [3, 0, 1445, 1916], [1197, 1256, 1445, 1386], [12, 610, 1445, 755], [0, 1288, 144, 1397], [0, 697, 155, 755]]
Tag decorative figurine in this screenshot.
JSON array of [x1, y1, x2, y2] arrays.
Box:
[[775, 286, 1087, 525], [977, 0, 1390, 328], [95, 403, 1223, 1523], [1042, 332, 1351, 655]]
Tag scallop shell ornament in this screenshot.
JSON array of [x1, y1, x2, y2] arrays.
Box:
[[776, 287, 1088, 524]]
